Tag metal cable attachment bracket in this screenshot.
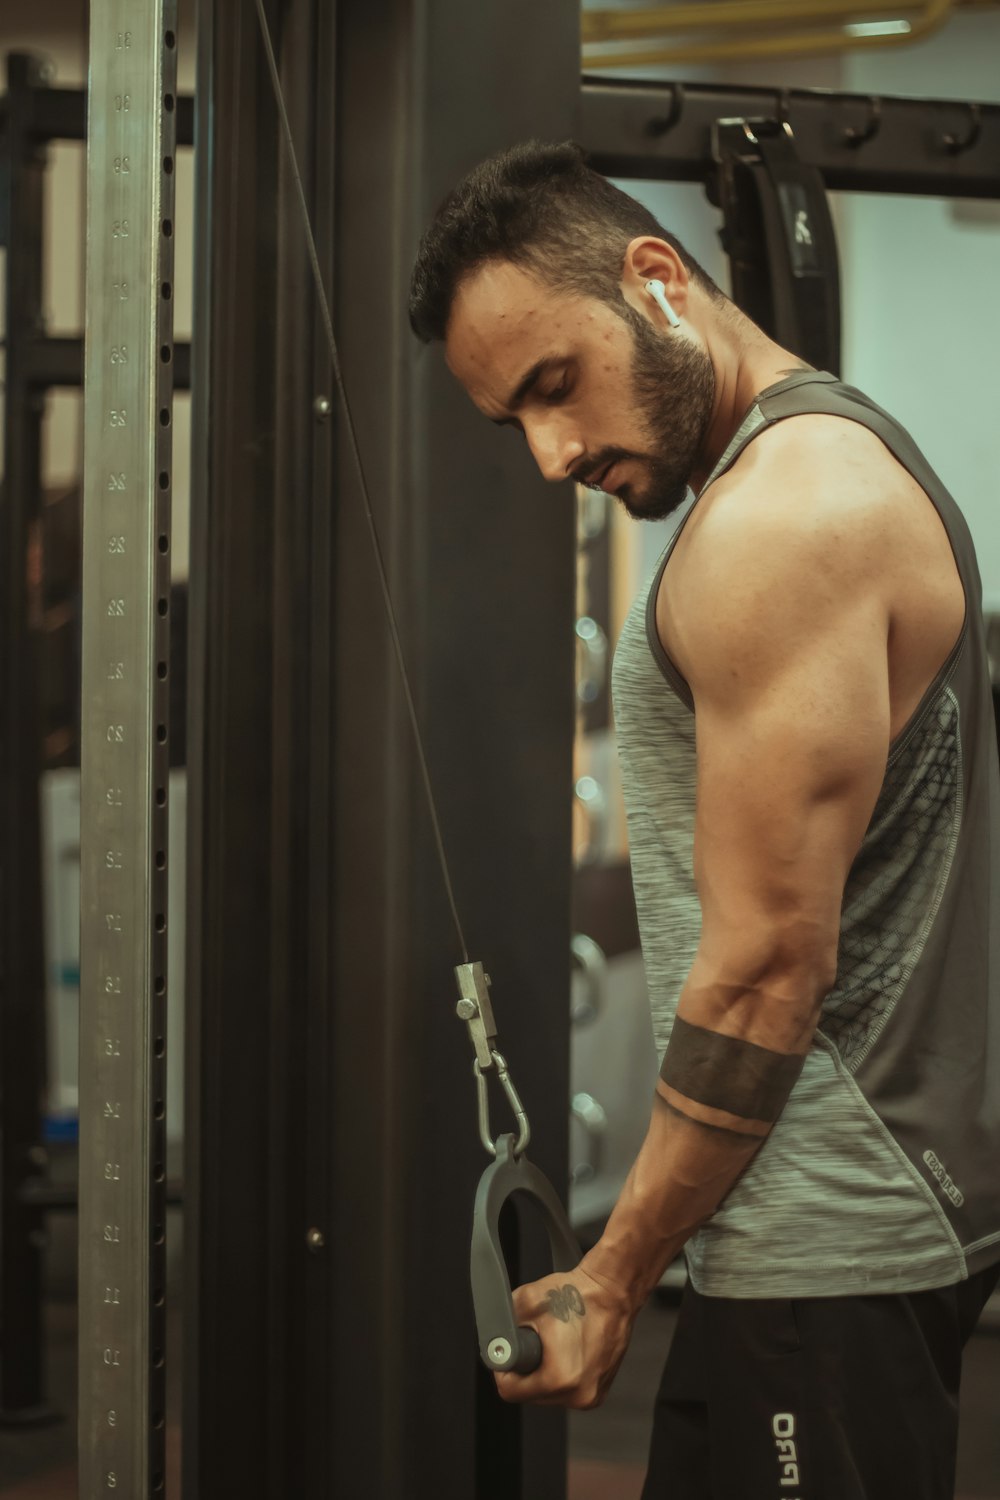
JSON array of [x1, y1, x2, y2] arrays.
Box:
[[455, 962, 531, 1158]]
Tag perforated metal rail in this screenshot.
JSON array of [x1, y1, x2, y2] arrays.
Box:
[[78, 2, 176, 1493]]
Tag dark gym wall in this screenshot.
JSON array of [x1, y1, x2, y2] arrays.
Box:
[[186, 2, 579, 1499]]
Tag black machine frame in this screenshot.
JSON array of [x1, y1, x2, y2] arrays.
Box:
[[183, 3, 579, 1498], [0, 12, 998, 1496]]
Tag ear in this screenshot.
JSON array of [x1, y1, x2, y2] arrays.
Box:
[[619, 236, 690, 323]]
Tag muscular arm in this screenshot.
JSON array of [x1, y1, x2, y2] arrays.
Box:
[[584, 449, 892, 1310]]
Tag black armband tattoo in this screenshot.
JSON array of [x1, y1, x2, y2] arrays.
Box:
[[660, 1016, 805, 1123], [660, 1096, 764, 1141]]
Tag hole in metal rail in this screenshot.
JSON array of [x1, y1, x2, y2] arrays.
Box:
[[158, 471, 169, 489], [154, 1103, 165, 1124], [162, 218, 172, 238], [156, 724, 167, 743], [154, 1287, 165, 1306], [153, 1411, 165, 1430], [160, 345, 171, 363], [161, 281, 172, 300], [164, 93, 175, 112], [165, 29, 176, 47], [155, 975, 165, 994], [155, 850, 166, 869], [163, 155, 173, 175], [157, 598, 168, 617], [155, 1036, 165, 1057], [158, 534, 169, 553], [157, 661, 167, 679], [154, 1164, 166, 1184], [155, 913, 165, 931], [156, 787, 166, 806], [159, 408, 170, 427]]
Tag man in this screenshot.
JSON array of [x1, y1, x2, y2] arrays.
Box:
[[409, 141, 1000, 1499]]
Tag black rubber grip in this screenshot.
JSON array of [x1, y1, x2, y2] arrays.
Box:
[[512, 1327, 542, 1375]]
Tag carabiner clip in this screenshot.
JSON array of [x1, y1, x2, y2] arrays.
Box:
[[474, 1050, 530, 1159], [456, 963, 532, 1158]]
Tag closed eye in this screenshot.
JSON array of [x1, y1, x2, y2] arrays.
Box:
[[542, 374, 571, 404], [491, 355, 575, 426]]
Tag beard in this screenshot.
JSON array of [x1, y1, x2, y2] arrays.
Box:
[[587, 304, 716, 522]]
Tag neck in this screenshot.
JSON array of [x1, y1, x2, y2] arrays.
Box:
[[689, 312, 811, 494]]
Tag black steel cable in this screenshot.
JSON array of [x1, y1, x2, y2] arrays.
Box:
[[253, 0, 469, 963]]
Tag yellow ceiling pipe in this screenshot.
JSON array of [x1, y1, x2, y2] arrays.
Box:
[[582, 0, 954, 66], [583, 0, 927, 45]]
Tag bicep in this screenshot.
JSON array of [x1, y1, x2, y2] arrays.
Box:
[[687, 580, 891, 1017]]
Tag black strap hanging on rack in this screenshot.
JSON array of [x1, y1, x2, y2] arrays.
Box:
[[709, 117, 842, 377]]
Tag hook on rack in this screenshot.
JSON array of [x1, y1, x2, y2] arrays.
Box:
[[943, 102, 981, 155], [842, 94, 882, 149], [775, 88, 792, 135], [646, 82, 685, 139]]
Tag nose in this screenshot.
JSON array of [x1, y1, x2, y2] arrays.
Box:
[[523, 418, 585, 484]]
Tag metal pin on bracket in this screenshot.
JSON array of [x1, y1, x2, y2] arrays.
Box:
[[455, 961, 497, 1070]]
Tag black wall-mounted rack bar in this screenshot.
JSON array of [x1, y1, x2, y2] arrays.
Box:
[[580, 77, 1000, 198]]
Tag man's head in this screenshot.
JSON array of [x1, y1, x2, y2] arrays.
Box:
[[409, 140, 724, 520]]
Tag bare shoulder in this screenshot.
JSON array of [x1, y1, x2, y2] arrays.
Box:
[[694, 413, 913, 557], [659, 413, 964, 737], [660, 415, 911, 691], [675, 416, 897, 597]]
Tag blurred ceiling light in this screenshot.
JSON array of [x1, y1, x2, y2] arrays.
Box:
[[581, 0, 955, 65], [844, 17, 914, 32]]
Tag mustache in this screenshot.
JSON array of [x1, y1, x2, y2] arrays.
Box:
[[572, 450, 635, 490]]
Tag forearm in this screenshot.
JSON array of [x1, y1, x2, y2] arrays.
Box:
[[582, 955, 827, 1311], [581, 1079, 769, 1309]]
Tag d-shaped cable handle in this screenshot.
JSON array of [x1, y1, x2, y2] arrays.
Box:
[[471, 1132, 581, 1375]]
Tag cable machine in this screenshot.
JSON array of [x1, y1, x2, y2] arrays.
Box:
[[182, 51, 1000, 1500]]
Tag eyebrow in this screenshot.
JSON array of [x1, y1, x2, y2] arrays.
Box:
[[491, 356, 563, 425]]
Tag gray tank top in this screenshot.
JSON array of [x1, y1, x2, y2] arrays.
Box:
[[612, 371, 1000, 1297]]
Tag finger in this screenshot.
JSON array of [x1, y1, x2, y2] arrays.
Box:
[[510, 1284, 548, 1322], [495, 1369, 560, 1406], [494, 1371, 589, 1410], [493, 1341, 572, 1406], [493, 1346, 581, 1407]]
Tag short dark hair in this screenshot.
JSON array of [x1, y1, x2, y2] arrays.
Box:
[[409, 139, 723, 343]]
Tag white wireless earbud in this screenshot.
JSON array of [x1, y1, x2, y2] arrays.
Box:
[[645, 279, 681, 328]]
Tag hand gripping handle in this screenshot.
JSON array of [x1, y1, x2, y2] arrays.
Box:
[[470, 1133, 581, 1375]]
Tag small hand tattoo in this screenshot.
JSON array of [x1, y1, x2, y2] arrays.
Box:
[[545, 1285, 586, 1323]]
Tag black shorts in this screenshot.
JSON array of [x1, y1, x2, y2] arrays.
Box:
[[641, 1264, 1000, 1500]]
